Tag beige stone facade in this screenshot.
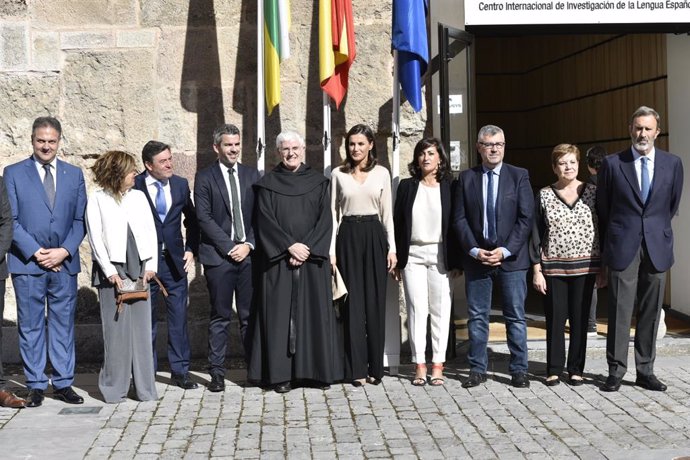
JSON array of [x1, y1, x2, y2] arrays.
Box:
[[0, 0, 424, 359]]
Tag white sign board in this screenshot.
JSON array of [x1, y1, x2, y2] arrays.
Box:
[[465, 0, 690, 26], [437, 94, 464, 114]]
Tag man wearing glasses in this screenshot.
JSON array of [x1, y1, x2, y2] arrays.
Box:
[[452, 125, 534, 389]]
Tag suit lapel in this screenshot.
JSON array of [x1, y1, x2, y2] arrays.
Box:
[[136, 173, 164, 223], [26, 158, 53, 212], [619, 149, 644, 205], [211, 162, 232, 214], [472, 167, 484, 222]]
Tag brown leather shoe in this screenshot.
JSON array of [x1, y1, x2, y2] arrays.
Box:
[[0, 389, 27, 409]]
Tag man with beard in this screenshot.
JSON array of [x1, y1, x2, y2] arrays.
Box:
[[597, 106, 683, 392]]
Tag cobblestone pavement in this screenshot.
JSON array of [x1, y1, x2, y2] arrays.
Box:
[[2, 338, 690, 459]]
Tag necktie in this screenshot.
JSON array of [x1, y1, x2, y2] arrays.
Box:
[[229, 168, 245, 242], [640, 157, 650, 203], [154, 181, 167, 221], [43, 164, 55, 209], [487, 170, 497, 245]]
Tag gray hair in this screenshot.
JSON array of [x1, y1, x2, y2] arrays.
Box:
[[276, 131, 305, 150], [212, 124, 241, 146], [630, 106, 661, 128], [477, 125, 504, 142]]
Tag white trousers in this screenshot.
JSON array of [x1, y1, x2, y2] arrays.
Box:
[[402, 243, 453, 364]]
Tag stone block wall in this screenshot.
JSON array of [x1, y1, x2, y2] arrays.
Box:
[[0, 0, 425, 361]]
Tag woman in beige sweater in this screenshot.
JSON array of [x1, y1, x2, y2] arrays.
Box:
[[330, 124, 396, 387]]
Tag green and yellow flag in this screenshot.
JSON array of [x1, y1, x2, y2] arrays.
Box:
[[264, 0, 290, 115]]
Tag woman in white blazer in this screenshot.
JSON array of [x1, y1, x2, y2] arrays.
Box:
[[86, 150, 158, 403]]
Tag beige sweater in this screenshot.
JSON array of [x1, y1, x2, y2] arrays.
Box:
[[330, 165, 396, 256]]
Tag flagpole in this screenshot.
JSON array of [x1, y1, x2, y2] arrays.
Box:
[[257, 0, 266, 174], [392, 49, 401, 196], [323, 93, 332, 177]]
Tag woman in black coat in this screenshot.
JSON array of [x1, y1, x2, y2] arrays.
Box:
[[393, 138, 460, 386]]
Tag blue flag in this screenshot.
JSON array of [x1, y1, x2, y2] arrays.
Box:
[[392, 0, 429, 113]]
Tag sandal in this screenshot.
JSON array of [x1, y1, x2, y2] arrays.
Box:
[[412, 364, 427, 386], [429, 363, 445, 386]]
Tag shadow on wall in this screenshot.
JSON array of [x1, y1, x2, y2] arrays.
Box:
[[180, 0, 225, 171]]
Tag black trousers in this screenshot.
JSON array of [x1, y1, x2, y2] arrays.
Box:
[[544, 274, 595, 376], [204, 257, 253, 375], [336, 217, 388, 380]]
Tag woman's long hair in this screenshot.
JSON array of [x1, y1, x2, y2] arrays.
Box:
[[340, 124, 377, 173]]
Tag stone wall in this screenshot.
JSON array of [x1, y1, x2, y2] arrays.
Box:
[[0, 0, 425, 361]]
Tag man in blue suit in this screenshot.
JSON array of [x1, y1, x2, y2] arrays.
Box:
[[452, 125, 534, 389], [135, 141, 199, 390], [4, 117, 87, 407], [597, 106, 684, 392], [194, 124, 260, 392]]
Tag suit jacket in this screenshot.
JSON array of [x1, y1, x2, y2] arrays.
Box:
[[134, 173, 199, 280], [0, 176, 13, 280], [194, 161, 260, 267], [4, 157, 87, 275], [452, 163, 534, 273], [393, 177, 458, 271], [596, 148, 683, 272]]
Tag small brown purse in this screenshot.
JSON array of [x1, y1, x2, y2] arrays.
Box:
[[116, 276, 168, 313]]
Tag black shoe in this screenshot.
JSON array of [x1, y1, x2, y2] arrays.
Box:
[[462, 372, 487, 388], [207, 374, 225, 392], [544, 376, 560, 387], [367, 377, 382, 386], [26, 389, 45, 408], [567, 375, 584, 386], [53, 386, 84, 404], [635, 374, 667, 392], [351, 379, 365, 387], [511, 373, 530, 388], [274, 381, 292, 393], [601, 375, 622, 392], [171, 373, 199, 390]]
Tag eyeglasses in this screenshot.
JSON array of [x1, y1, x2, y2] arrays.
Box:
[[478, 142, 505, 149]]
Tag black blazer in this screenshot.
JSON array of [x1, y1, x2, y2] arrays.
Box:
[[134, 173, 199, 280], [597, 148, 683, 272], [0, 176, 13, 280], [194, 161, 260, 267], [393, 177, 458, 271], [452, 163, 534, 273]]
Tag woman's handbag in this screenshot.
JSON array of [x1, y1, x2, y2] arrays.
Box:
[[332, 266, 348, 319], [116, 275, 168, 313]]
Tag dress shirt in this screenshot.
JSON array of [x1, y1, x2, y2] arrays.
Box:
[[631, 147, 656, 189], [33, 155, 58, 191], [469, 163, 511, 260], [144, 172, 172, 217], [218, 162, 246, 244]]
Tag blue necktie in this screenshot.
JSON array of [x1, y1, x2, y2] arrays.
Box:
[[154, 181, 167, 221], [640, 157, 650, 204], [487, 170, 497, 245]]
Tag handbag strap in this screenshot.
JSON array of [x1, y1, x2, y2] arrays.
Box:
[[152, 274, 169, 297]]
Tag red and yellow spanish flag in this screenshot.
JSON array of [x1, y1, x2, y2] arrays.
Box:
[[264, 0, 290, 115], [319, 0, 356, 109]]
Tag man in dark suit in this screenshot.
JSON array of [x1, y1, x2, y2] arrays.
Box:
[[4, 117, 87, 407], [0, 175, 26, 409], [452, 125, 534, 389], [135, 141, 199, 390], [597, 106, 684, 392], [194, 124, 260, 392]]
